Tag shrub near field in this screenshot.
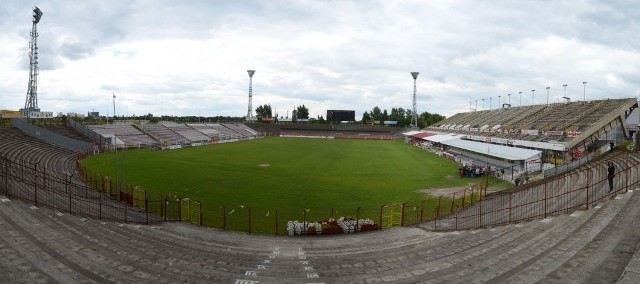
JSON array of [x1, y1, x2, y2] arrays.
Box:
[[82, 137, 469, 233]]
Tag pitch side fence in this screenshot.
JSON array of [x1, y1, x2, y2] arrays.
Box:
[[426, 151, 640, 231], [2, 147, 637, 235]]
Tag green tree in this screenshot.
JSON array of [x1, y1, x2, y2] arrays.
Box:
[[418, 111, 446, 128], [295, 105, 309, 119], [361, 111, 371, 123], [255, 104, 273, 118], [370, 106, 382, 123]]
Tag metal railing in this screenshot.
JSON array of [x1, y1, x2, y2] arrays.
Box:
[[427, 151, 639, 231]]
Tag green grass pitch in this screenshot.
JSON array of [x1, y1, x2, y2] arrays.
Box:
[[81, 137, 472, 233]]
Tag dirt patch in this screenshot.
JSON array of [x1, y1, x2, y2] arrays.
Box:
[[258, 164, 271, 168], [417, 183, 504, 197]]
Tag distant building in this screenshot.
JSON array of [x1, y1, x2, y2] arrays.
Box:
[[26, 111, 53, 119]]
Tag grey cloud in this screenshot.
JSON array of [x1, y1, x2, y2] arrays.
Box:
[[58, 41, 94, 60]]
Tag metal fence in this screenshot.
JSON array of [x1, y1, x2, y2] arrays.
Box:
[[0, 154, 169, 224], [427, 151, 640, 231], [4, 141, 635, 235]]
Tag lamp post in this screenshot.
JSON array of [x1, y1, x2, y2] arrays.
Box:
[[475, 100, 478, 111], [531, 89, 535, 105], [482, 98, 485, 110], [519, 91, 522, 107], [112, 93, 116, 124], [508, 93, 511, 105], [546, 86, 550, 105], [563, 84, 568, 100], [489, 97, 492, 110], [498, 95, 501, 109], [582, 81, 587, 101], [113, 93, 118, 190]]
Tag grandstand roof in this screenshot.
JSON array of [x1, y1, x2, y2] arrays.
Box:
[[423, 133, 463, 143], [402, 130, 423, 136], [425, 134, 541, 160], [443, 138, 542, 161]]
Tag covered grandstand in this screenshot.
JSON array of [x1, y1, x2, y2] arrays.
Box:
[[409, 97, 639, 178]]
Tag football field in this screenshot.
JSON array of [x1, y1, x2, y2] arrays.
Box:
[[82, 136, 471, 232]]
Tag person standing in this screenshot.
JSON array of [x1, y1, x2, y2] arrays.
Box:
[[607, 162, 615, 192]]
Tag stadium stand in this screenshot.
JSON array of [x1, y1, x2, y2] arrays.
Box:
[[186, 123, 221, 139], [138, 123, 186, 146], [207, 123, 245, 140], [42, 125, 93, 143], [88, 124, 158, 148], [431, 98, 636, 147], [2, 120, 640, 282], [162, 122, 210, 143], [424, 98, 639, 179], [0, 170, 638, 282], [264, 123, 403, 139], [221, 123, 259, 138]]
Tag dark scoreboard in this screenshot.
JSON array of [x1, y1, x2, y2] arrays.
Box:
[[327, 110, 355, 122]]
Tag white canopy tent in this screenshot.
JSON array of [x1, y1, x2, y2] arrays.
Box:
[[423, 134, 543, 172]]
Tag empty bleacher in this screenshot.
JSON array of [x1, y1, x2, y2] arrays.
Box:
[[138, 123, 187, 146], [88, 124, 158, 148], [2, 123, 640, 282], [163, 122, 210, 143], [186, 123, 221, 138], [221, 123, 258, 137], [431, 98, 637, 144], [207, 123, 245, 139]]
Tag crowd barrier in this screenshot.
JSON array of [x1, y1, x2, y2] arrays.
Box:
[[6, 146, 634, 235]]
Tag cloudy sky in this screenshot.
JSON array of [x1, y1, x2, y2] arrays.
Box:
[[1, 0, 639, 119]]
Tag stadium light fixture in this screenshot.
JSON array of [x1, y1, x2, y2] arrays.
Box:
[[531, 89, 535, 105], [410, 72, 419, 128], [519, 91, 522, 107], [247, 70, 256, 120], [112, 92, 116, 124], [546, 86, 550, 105], [583, 81, 587, 101]]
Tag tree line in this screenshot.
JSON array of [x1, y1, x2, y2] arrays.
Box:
[[255, 104, 444, 127]]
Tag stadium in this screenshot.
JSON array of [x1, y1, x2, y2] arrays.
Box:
[[2, 5, 640, 284]]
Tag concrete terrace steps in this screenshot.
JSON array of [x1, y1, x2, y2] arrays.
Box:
[[533, 189, 640, 283], [0, 190, 634, 283], [321, 213, 585, 282]]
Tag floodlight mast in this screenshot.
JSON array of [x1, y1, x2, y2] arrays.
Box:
[[24, 6, 43, 118], [246, 70, 255, 120], [410, 72, 419, 128]]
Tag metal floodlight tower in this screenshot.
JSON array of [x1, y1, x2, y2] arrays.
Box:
[[410, 72, 419, 128], [519, 91, 522, 107], [531, 89, 535, 105], [546, 86, 550, 105], [24, 6, 43, 118], [246, 70, 256, 119]]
